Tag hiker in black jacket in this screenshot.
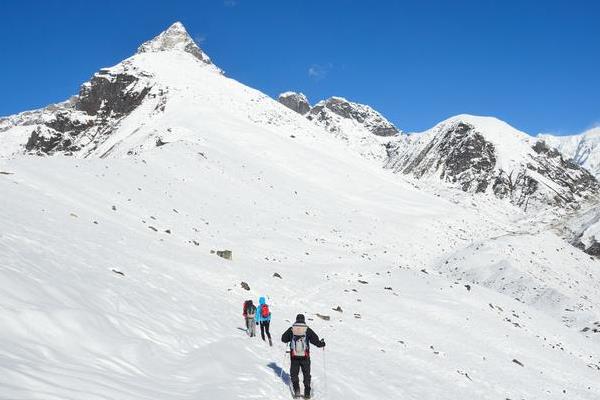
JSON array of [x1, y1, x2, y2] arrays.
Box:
[[281, 314, 325, 399]]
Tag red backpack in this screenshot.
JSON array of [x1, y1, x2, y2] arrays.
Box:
[[261, 304, 270, 318]]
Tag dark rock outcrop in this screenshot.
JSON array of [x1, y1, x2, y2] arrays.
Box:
[[2, 22, 212, 157], [307, 97, 400, 137], [278, 92, 311, 115], [77, 71, 151, 117]]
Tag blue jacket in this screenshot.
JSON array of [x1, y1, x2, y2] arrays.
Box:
[[255, 296, 271, 323]]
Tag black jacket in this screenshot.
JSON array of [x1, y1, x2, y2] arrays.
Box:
[[281, 326, 324, 358]]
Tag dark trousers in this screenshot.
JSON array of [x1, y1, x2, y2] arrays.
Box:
[[290, 357, 311, 394], [259, 321, 271, 340]]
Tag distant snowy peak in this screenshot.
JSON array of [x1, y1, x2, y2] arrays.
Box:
[[277, 92, 310, 115], [308, 96, 401, 137], [538, 127, 600, 178], [137, 22, 222, 74], [386, 115, 599, 211], [0, 23, 212, 158]]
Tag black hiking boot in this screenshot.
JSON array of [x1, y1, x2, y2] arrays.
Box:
[[293, 388, 301, 398], [268, 337, 273, 347], [303, 392, 311, 399]]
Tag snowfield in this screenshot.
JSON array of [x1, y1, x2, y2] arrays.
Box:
[[1, 22, 600, 400]]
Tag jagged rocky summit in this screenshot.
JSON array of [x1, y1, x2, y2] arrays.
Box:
[[0, 22, 220, 157], [137, 21, 219, 71], [1, 22, 599, 219], [277, 92, 403, 161], [278, 92, 401, 137]]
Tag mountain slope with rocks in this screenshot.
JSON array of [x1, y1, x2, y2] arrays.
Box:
[[1, 21, 600, 400], [0, 22, 219, 158], [539, 127, 600, 178], [278, 92, 404, 161], [385, 115, 599, 212]]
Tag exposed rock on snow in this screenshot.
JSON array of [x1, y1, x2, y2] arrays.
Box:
[[216, 250, 233, 260], [307, 96, 400, 137], [539, 127, 600, 178], [277, 93, 404, 161], [385, 115, 599, 211], [316, 313, 330, 320], [1, 22, 600, 400], [277, 92, 311, 115], [137, 21, 221, 73], [0, 22, 222, 158]]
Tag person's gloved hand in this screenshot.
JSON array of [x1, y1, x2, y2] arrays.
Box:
[[256, 322, 259, 326], [320, 339, 326, 347]]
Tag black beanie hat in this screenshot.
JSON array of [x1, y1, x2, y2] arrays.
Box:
[[296, 314, 305, 323]]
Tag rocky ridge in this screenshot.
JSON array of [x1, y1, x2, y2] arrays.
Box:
[[385, 115, 599, 212], [0, 22, 217, 157]]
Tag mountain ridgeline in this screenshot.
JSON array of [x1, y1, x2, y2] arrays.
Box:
[[1, 22, 599, 247], [278, 93, 599, 212], [0, 22, 219, 158], [2, 22, 600, 400]]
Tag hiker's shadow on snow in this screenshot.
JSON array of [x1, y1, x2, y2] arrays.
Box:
[[267, 362, 290, 385]]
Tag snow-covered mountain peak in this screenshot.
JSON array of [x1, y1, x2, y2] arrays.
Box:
[[309, 96, 400, 137], [136, 21, 220, 73], [431, 114, 533, 172], [386, 114, 599, 211]]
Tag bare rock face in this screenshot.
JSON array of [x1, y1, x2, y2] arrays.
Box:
[[20, 61, 158, 157], [278, 92, 311, 115], [1, 23, 217, 157], [77, 70, 152, 117], [386, 117, 599, 211], [391, 122, 496, 193], [308, 97, 400, 137], [276, 93, 403, 161]]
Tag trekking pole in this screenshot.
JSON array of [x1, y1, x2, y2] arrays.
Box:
[[323, 347, 328, 395]]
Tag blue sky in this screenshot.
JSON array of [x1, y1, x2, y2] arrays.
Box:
[[0, 0, 598, 134]]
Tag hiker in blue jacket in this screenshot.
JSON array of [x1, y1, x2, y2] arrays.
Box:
[[255, 296, 272, 346]]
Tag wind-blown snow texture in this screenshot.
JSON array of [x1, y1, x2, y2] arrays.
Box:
[[1, 22, 600, 400]]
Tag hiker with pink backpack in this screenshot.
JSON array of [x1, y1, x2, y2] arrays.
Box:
[[255, 296, 273, 346]]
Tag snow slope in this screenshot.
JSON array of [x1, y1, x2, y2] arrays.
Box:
[[2, 146, 600, 400], [540, 127, 600, 178], [1, 22, 600, 400]]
